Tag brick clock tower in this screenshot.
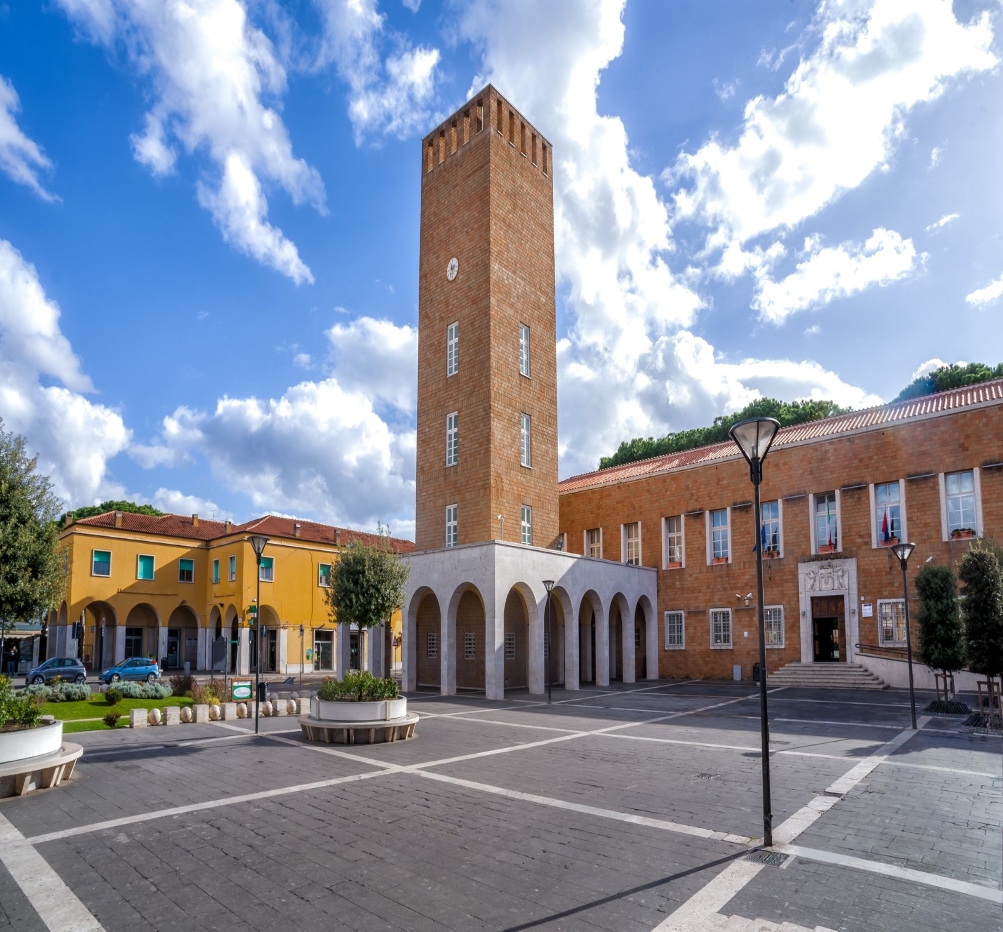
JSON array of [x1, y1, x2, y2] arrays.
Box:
[[415, 86, 559, 552]]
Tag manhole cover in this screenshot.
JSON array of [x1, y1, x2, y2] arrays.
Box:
[[745, 849, 789, 867]]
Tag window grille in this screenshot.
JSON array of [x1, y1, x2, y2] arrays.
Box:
[[710, 609, 732, 648], [665, 611, 684, 649], [464, 631, 476, 660]]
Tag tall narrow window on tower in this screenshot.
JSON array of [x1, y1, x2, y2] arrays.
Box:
[[520, 413, 532, 467], [445, 505, 458, 548], [446, 412, 458, 466], [519, 324, 530, 377], [521, 505, 533, 544], [447, 322, 458, 376]]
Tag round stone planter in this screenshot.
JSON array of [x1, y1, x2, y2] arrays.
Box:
[[0, 719, 63, 765], [311, 696, 408, 722]]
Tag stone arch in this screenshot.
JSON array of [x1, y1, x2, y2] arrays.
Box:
[[124, 603, 159, 660], [207, 606, 225, 672], [608, 592, 631, 682], [409, 588, 441, 690], [225, 604, 239, 673], [209, 605, 223, 639], [503, 587, 530, 690], [578, 590, 606, 686], [85, 600, 117, 669], [166, 604, 199, 671], [57, 601, 67, 626], [637, 594, 657, 680], [551, 585, 577, 690], [447, 583, 485, 693], [258, 605, 280, 673]]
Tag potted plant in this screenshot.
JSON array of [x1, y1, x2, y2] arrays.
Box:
[[311, 670, 407, 722], [952, 527, 976, 540], [0, 675, 63, 764]]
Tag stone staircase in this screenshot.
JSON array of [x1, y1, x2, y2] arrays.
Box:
[[767, 661, 888, 690]]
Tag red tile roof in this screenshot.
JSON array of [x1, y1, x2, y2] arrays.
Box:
[[69, 511, 414, 553], [559, 378, 1003, 494]]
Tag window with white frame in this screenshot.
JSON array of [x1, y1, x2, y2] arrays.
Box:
[[711, 509, 729, 562], [521, 505, 533, 544], [874, 482, 902, 545], [765, 606, 784, 647], [664, 515, 683, 567], [138, 554, 155, 581], [259, 556, 274, 582], [945, 470, 977, 536], [179, 558, 194, 584], [505, 632, 516, 660], [710, 609, 732, 648], [446, 322, 458, 376], [464, 631, 476, 660], [228, 554, 236, 581], [427, 632, 438, 659], [623, 522, 640, 565], [519, 323, 530, 377], [878, 599, 907, 645], [445, 504, 458, 548], [586, 528, 602, 558], [815, 492, 838, 551], [446, 412, 458, 466], [520, 413, 532, 466], [760, 501, 780, 556], [92, 549, 111, 577], [318, 563, 331, 587], [211, 558, 219, 584], [664, 611, 684, 649]]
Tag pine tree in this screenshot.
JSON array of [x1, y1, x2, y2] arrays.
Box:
[[959, 544, 1003, 679], [916, 564, 966, 676]]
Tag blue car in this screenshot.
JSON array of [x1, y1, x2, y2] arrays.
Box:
[[99, 657, 161, 684]]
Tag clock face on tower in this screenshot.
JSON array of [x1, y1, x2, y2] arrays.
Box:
[[446, 257, 458, 281]]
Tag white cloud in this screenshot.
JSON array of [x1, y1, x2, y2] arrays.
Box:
[[315, 0, 441, 143], [134, 316, 417, 531], [0, 75, 58, 201], [804, 324, 821, 336], [965, 273, 1003, 308], [753, 228, 920, 323], [149, 487, 221, 518], [929, 145, 942, 167], [57, 0, 324, 283], [713, 78, 738, 101], [293, 352, 313, 369], [671, 0, 996, 259], [925, 211, 958, 231], [910, 357, 946, 380], [0, 239, 130, 505]]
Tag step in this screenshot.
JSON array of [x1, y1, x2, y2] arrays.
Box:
[[768, 662, 888, 690]]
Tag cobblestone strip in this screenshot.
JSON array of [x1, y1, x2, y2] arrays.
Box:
[[0, 810, 104, 932]]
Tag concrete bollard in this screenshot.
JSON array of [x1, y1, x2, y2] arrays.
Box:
[[272, 699, 286, 716], [148, 708, 162, 726], [180, 707, 193, 723], [163, 706, 181, 726], [236, 703, 247, 719], [221, 702, 238, 720], [193, 704, 210, 723], [286, 699, 297, 715], [209, 704, 221, 721], [129, 708, 148, 728]]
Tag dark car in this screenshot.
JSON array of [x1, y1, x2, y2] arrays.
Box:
[[99, 657, 160, 684], [25, 657, 88, 685]]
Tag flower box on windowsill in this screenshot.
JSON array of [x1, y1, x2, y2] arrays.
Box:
[[763, 549, 780, 560], [951, 528, 976, 540], [880, 537, 900, 548], [712, 557, 728, 565], [816, 544, 836, 554], [666, 561, 682, 570]]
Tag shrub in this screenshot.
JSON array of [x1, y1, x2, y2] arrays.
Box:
[[103, 711, 121, 728], [316, 670, 399, 702], [916, 564, 966, 679], [960, 544, 1003, 678], [105, 687, 123, 706], [0, 675, 43, 732], [50, 682, 91, 702], [112, 681, 173, 700], [22, 683, 53, 701], [190, 677, 225, 706], [169, 673, 194, 696]]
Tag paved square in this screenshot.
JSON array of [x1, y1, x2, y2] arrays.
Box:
[[0, 682, 999, 931]]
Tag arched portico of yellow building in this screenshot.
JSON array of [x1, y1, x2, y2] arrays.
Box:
[[54, 511, 412, 677]]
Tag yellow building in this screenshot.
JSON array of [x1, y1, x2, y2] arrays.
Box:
[[51, 511, 413, 677]]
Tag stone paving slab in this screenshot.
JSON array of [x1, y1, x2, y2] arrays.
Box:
[[0, 858, 46, 931]]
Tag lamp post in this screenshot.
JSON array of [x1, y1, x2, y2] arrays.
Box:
[[891, 542, 918, 730], [249, 534, 269, 735], [729, 415, 781, 848], [543, 580, 555, 703]]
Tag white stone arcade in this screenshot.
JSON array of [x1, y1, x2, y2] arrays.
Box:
[[403, 541, 658, 700]]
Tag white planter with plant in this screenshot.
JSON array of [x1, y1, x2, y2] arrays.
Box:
[[310, 671, 406, 722], [0, 676, 64, 764]]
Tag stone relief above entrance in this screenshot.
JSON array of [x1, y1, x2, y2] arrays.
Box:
[[803, 563, 849, 593]]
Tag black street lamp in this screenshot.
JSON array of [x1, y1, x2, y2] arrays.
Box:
[[543, 580, 555, 703], [729, 415, 781, 848], [891, 541, 918, 730], [249, 534, 269, 735]]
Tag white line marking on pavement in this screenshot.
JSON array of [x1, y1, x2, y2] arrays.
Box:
[[652, 716, 932, 931], [779, 844, 1003, 904], [25, 769, 390, 846], [0, 809, 105, 931], [416, 770, 753, 845], [727, 715, 904, 731]]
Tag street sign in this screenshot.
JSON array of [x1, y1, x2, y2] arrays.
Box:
[[231, 680, 253, 701]]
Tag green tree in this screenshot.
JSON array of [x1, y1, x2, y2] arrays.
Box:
[[325, 524, 410, 679], [0, 420, 65, 659], [60, 500, 164, 525], [958, 543, 1003, 679], [893, 361, 1003, 402], [915, 563, 966, 698]]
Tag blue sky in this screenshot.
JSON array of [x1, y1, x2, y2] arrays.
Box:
[[0, 0, 1000, 539]]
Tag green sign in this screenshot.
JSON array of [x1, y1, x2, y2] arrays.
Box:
[[231, 680, 253, 701]]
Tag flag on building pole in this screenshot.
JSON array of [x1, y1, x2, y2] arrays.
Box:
[[881, 509, 889, 543]]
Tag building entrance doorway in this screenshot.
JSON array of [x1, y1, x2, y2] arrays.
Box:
[[811, 596, 845, 663], [166, 629, 181, 669], [350, 631, 361, 671]]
